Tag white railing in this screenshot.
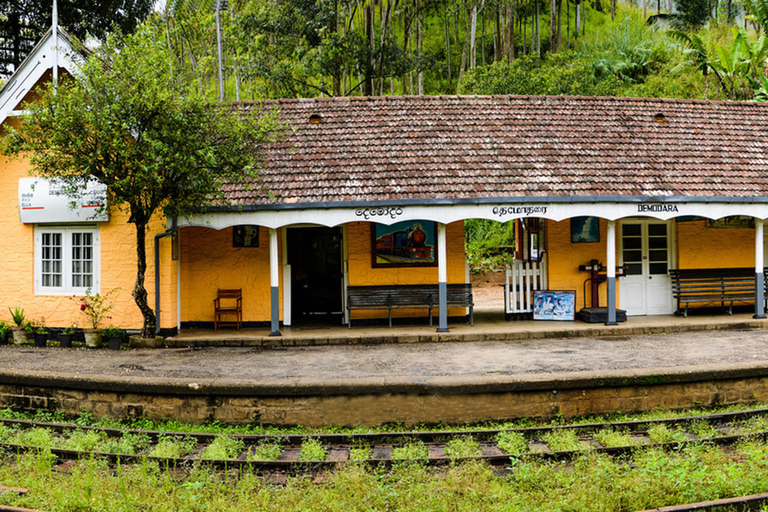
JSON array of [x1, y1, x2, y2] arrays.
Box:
[[505, 254, 548, 316]]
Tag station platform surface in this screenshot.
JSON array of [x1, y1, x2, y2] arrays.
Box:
[[2, 311, 768, 386]]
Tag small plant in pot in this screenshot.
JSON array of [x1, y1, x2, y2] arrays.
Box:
[[8, 306, 30, 345], [0, 322, 10, 346], [59, 325, 76, 348], [31, 319, 49, 348], [102, 326, 125, 351], [73, 288, 117, 348]]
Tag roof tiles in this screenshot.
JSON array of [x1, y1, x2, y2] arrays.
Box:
[[226, 95, 768, 206]]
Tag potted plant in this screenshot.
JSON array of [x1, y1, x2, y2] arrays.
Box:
[[8, 306, 30, 345], [73, 288, 116, 348], [31, 319, 49, 348], [0, 322, 10, 346], [102, 326, 125, 351], [58, 325, 76, 348]]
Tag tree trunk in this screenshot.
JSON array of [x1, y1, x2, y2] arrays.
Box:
[[445, 8, 453, 89], [556, 0, 562, 51], [456, 7, 472, 93], [364, 3, 374, 96], [417, 0, 423, 95], [508, 2, 515, 60], [403, 4, 411, 95], [470, 4, 478, 68], [132, 217, 156, 339], [495, 5, 501, 61], [551, 0, 557, 52]]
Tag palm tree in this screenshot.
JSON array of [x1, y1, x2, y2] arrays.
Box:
[[669, 30, 722, 99]]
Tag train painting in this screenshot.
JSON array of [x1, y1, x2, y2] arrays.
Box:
[[373, 220, 437, 267]]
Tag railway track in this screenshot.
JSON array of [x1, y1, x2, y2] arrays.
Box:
[[2, 406, 768, 475]]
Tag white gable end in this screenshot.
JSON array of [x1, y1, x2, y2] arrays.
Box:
[[0, 27, 83, 126]]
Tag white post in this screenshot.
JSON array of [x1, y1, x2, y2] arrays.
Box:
[[52, 0, 58, 87], [269, 228, 281, 336], [437, 222, 448, 332], [756, 219, 766, 319], [606, 220, 618, 325]]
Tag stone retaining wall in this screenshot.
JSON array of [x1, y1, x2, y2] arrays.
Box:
[[1, 365, 767, 426]]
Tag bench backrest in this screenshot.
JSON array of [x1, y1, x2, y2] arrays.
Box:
[[347, 284, 472, 307], [668, 269, 757, 297]]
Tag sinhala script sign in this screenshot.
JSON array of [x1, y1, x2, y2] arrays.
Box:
[[18, 177, 108, 223]]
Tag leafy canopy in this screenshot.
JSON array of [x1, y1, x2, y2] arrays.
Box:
[[1, 22, 280, 336]]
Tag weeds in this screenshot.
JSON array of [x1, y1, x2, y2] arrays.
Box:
[[298, 438, 327, 461], [391, 440, 429, 460], [149, 435, 197, 458], [443, 436, 482, 459], [495, 431, 528, 456], [246, 441, 283, 461], [199, 436, 244, 460], [541, 429, 590, 452]]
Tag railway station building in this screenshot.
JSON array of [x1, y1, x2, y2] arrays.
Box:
[[3, 26, 768, 337]]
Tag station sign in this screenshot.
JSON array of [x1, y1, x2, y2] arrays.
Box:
[[18, 177, 108, 224]]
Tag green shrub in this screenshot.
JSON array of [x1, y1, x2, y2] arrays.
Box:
[[298, 438, 327, 461], [443, 436, 482, 459], [495, 431, 528, 456], [149, 435, 197, 458], [200, 436, 244, 460], [246, 441, 283, 461], [391, 440, 429, 461]]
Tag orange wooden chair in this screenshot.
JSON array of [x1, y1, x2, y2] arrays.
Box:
[[214, 289, 242, 330]]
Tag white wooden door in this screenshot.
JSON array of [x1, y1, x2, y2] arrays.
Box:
[[619, 221, 674, 316]]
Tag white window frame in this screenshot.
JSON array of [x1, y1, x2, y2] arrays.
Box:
[[34, 225, 100, 295]]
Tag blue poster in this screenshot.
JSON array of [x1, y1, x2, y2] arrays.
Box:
[[533, 290, 576, 321]]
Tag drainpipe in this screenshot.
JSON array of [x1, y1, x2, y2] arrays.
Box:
[[154, 217, 178, 336]]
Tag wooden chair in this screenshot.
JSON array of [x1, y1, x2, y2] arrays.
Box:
[[214, 289, 242, 330]]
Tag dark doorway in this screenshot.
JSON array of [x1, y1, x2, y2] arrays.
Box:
[[287, 227, 343, 324]]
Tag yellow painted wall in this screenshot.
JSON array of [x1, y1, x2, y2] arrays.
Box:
[[0, 155, 177, 330], [179, 226, 278, 323], [546, 219, 611, 310], [347, 221, 467, 319], [676, 219, 754, 268]]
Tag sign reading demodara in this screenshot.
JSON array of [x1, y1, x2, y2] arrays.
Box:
[[18, 178, 108, 223]]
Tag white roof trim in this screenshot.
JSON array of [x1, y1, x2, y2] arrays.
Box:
[[0, 27, 84, 126], [176, 201, 768, 230]]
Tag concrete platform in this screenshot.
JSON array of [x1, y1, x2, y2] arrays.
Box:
[[2, 311, 768, 426]]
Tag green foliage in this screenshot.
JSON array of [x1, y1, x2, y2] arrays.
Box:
[[200, 435, 245, 460], [542, 429, 590, 451], [495, 431, 529, 456], [647, 424, 688, 443], [149, 435, 197, 458], [298, 437, 328, 461], [443, 436, 482, 459], [593, 427, 640, 447], [2, 25, 279, 337], [464, 219, 515, 271], [676, 0, 711, 27], [391, 440, 429, 461], [246, 441, 283, 461], [8, 306, 25, 327], [459, 51, 622, 96]]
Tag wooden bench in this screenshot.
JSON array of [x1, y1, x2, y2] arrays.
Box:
[[346, 284, 474, 327], [214, 288, 242, 330], [669, 268, 758, 318]]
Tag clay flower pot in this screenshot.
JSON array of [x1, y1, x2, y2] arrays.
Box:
[[83, 329, 102, 348], [10, 327, 30, 345]]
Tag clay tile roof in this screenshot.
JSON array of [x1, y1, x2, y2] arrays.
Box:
[[224, 95, 768, 207]]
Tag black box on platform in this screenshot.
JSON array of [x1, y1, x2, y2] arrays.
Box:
[[578, 307, 627, 323]]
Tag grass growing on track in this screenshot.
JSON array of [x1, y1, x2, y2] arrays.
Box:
[[4, 442, 768, 511]]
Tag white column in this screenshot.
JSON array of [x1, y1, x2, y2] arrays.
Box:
[[437, 222, 448, 332], [606, 220, 618, 325], [269, 228, 281, 336], [756, 219, 766, 319]]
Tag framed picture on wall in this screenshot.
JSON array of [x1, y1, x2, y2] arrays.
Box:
[[571, 217, 600, 243], [372, 220, 437, 267], [233, 225, 260, 248], [533, 290, 576, 321]]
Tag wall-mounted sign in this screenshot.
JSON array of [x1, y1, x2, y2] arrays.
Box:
[[372, 220, 437, 267], [18, 177, 108, 224]]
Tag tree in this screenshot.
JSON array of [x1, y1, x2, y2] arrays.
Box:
[[0, 0, 154, 77], [1, 23, 279, 337]]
